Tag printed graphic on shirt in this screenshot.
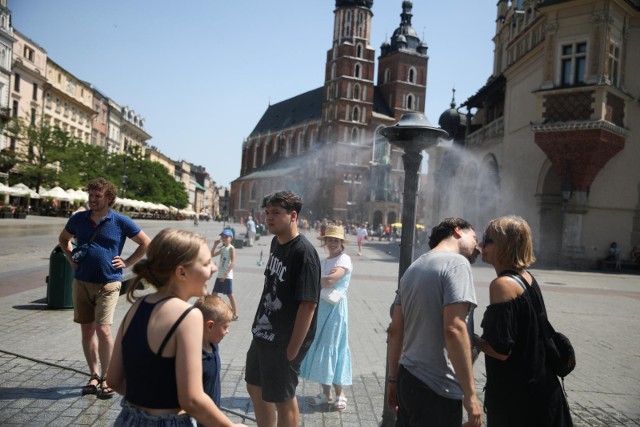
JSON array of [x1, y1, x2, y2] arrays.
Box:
[[252, 252, 286, 342]]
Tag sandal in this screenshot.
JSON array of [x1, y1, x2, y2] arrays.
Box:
[[98, 377, 115, 399], [81, 373, 100, 396], [308, 392, 332, 406], [332, 395, 347, 411]]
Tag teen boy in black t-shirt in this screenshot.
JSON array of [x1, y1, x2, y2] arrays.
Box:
[[245, 191, 321, 427]]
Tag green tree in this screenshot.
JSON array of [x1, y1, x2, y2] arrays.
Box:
[[6, 119, 189, 207], [4, 119, 73, 192]]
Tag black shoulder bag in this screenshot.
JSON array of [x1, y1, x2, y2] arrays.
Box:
[[71, 219, 107, 263], [500, 270, 576, 379]]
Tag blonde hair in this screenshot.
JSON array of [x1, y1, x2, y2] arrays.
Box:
[[485, 215, 536, 268], [194, 294, 233, 323], [128, 228, 207, 303]]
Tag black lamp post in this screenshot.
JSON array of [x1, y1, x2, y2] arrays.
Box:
[[379, 112, 448, 427]]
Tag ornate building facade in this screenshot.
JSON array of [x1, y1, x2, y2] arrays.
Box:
[[425, 0, 640, 268], [231, 0, 429, 227]]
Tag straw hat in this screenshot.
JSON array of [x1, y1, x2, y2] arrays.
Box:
[[317, 225, 350, 243]]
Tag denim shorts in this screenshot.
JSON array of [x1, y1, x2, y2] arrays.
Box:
[[115, 400, 195, 427]]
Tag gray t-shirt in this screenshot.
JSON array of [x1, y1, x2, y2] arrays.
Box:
[[396, 250, 477, 400]]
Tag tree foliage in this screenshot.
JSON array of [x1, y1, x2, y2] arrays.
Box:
[[5, 119, 188, 208]]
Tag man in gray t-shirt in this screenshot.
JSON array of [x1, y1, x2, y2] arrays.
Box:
[[386, 218, 482, 427]]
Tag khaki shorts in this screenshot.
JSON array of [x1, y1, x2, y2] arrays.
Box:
[[73, 279, 121, 325]]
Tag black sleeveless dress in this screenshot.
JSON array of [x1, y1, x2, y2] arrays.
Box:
[[481, 274, 573, 426]]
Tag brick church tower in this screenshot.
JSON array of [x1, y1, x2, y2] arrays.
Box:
[[232, 1, 431, 228]]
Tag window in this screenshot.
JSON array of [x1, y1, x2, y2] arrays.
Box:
[[354, 63, 361, 79], [344, 11, 352, 37], [406, 94, 414, 110], [357, 12, 364, 38], [12, 100, 18, 117], [351, 128, 358, 143], [353, 106, 360, 122], [13, 73, 20, 92], [374, 128, 390, 161], [607, 41, 620, 87], [32, 83, 38, 101], [560, 42, 587, 85], [354, 84, 360, 100], [331, 63, 337, 80], [384, 69, 391, 84], [356, 43, 363, 58], [408, 67, 416, 83], [24, 46, 35, 61]]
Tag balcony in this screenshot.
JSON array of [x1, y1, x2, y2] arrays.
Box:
[[535, 84, 628, 129], [465, 116, 504, 147]]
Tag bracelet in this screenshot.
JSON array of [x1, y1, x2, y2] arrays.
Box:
[[387, 377, 396, 383]]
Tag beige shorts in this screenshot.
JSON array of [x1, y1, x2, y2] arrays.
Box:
[[73, 279, 121, 325]]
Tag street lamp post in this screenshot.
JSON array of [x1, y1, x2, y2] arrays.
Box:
[[379, 112, 448, 427]]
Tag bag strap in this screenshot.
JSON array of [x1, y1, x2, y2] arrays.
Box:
[[87, 214, 108, 244], [157, 306, 196, 356]]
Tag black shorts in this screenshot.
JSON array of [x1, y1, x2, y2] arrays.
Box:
[[245, 338, 307, 403], [396, 365, 462, 427], [212, 278, 233, 295]]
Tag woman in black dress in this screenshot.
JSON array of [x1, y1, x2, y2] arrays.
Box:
[[474, 216, 573, 426]]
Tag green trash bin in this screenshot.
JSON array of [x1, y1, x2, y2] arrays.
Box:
[[47, 245, 75, 309]]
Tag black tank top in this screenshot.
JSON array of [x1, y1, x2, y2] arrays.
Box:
[[122, 296, 195, 409]]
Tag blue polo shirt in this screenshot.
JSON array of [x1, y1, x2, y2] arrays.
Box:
[[65, 209, 142, 284]]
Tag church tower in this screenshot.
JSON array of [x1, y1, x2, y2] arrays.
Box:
[[377, 0, 429, 120], [321, 0, 376, 145]]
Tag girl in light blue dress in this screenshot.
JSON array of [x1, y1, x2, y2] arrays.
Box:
[[301, 225, 352, 411]]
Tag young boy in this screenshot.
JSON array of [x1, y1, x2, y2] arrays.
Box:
[[194, 295, 234, 421], [211, 229, 238, 320]]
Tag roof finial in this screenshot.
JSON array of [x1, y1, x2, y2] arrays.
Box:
[[450, 87, 456, 108]]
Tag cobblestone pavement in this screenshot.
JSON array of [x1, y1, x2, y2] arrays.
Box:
[[0, 217, 639, 426]]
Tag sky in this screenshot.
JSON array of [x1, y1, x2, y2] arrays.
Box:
[[12, 1, 496, 188]]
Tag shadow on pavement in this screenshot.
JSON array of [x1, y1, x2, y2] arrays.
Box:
[[13, 297, 49, 310], [0, 386, 80, 400]]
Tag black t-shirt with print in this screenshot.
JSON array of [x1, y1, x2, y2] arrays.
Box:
[[251, 234, 321, 347]]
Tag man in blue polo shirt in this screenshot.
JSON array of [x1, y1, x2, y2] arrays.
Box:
[[58, 177, 150, 399]]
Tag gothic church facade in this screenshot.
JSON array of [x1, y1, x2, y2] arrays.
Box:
[[231, 0, 429, 228]]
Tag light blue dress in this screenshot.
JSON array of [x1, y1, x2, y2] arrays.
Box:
[[301, 252, 352, 386]]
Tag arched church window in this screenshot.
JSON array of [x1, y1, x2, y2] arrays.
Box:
[[344, 11, 352, 37], [408, 67, 416, 83], [353, 106, 359, 122], [384, 69, 391, 84], [356, 43, 363, 58], [354, 63, 361, 79], [354, 84, 360, 100], [406, 94, 414, 110], [351, 128, 358, 144]]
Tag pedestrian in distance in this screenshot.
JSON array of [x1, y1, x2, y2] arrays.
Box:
[[211, 229, 239, 321], [245, 190, 321, 427], [356, 223, 368, 256], [108, 228, 246, 427], [194, 294, 235, 427], [58, 177, 150, 399], [301, 225, 353, 412], [474, 215, 573, 426], [246, 215, 256, 247], [386, 217, 482, 427]]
